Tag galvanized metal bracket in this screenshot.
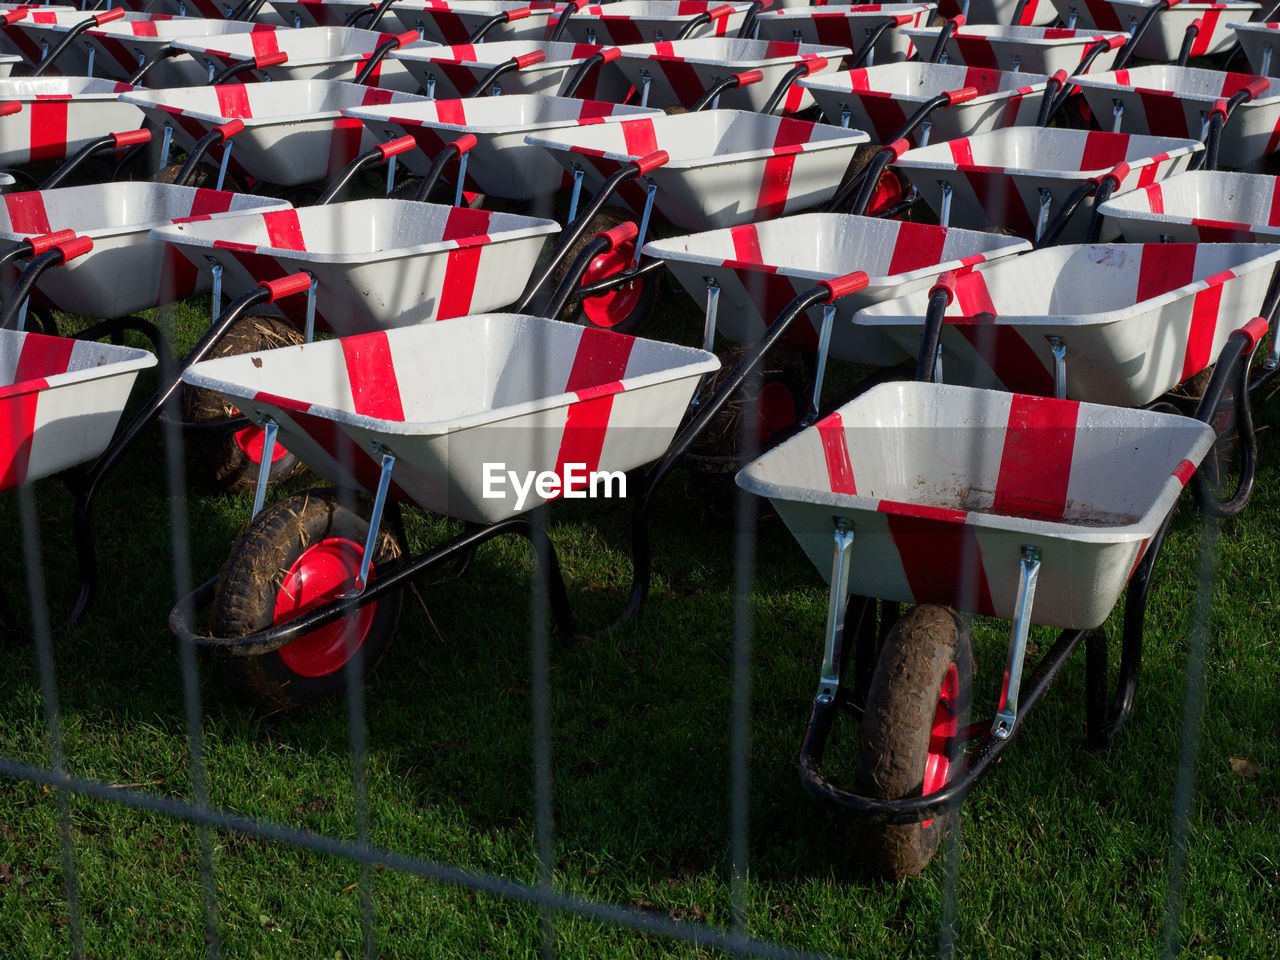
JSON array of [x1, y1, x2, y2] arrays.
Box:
[[339, 446, 396, 599], [1035, 187, 1054, 244], [816, 520, 856, 705], [1049, 335, 1067, 399], [993, 544, 1042, 739], [567, 165, 585, 223], [634, 178, 658, 269], [938, 179, 953, 227], [805, 303, 837, 426], [250, 416, 279, 521]]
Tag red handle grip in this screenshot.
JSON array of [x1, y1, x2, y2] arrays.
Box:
[[596, 45, 622, 63], [111, 128, 152, 149], [0, 101, 20, 118], [948, 14, 966, 27], [260, 272, 313, 303], [1102, 161, 1130, 185], [53, 236, 94, 264], [799, 55, 828, 75], [25, 230, 78, 256], [707, 3, 735, 19], [94, 7, 126, 25], [1051, 68, 1068, 86], [1238, 316, 1271, 351], [214, 119, 245, 140], [600, 220, 638, 250], [567, 0, 588, 9], [1240, 76, 1270, 101], [514, 50, 546, 69], [820, 271, 870, 302], [0, 9, 27, 25], [254, 49, 289, 68], [377, 134, 416, 159], [450, 132, 478, 154], [394, 29, 419, 47], [733, 69, 764, 87], [930, 271, 957, 306], [631, 149, 669, 175], [892, 12, 915, 25], [506, 6, 533, 20], [1165, 0, 1184, 7], [1100, 33, 1126, 49], [945, 86, 979, 105], [1210, 96, 1228, 120], [885, 137, 911, 160]]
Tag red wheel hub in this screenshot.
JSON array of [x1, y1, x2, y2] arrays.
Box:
[[756, 381, 798, 443], [273, 537, 377, 678], [921, 662, 960, 828], [580, 241, 643, 329], [234, 422, 290, 465], [866, 169, 906, 218]]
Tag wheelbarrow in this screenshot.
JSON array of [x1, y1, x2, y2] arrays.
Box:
[[343, 91, 662, 199], [751, 3, 933, 67], [0, 6, 183, 77], [903, 21, 1128, 74], [1071, 66, 1277, 168], [342, 0, 566, 45], [169, 24, 432, 91], [1230, 20, 1280, 76], [556, 1, 752, 45], [800, 61, 1052, 145], [612, 37, 850, 111], [1095, 168, 1280, 242], [891, 127, 1203, 241], [84, 19, 285, 86], [933, 0, 1059, 25], [167, 263, 874, 712], [0, 52, 19, 77], [1047, 0, 1260, 62], [390, 38, 630, 100], [0, 77, 143, 175]]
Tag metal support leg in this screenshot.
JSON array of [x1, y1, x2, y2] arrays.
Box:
[[805, 303, 837, 425], [816, 520, 855, 705], [918, 119, 933, 148], [934, 342, 944, 384], [633, 179, 658, 269], [85, 43, 95, 76], [1035, 187, 1053, 244], [939, 179, 953, 227], [302, 273, 318, 343], [386, 153, 397, 195], [250, 417, 279, 520], [1049, 336, 1067, 399], [1011, 53, 1021, 72], [640, 71, 651, 107], [993, 545, 1042, 739], [454, 152, 469, 207], [839, 104, 850, 128], [1067, 8, 1078, 27], [702, 277, 720, 353], [215, 140, 233, 192], [159, 125, 173, 169], [340, 448, 396, 598], [426, 74, 436, 99], [207, 259, 223, 324], [567, 166, 584, 223], [1263, 43, 1273, 75], [1112, 99, 1124, 133]]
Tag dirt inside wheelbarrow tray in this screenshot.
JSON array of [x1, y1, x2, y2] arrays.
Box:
[[0, 280, 1276, 958]]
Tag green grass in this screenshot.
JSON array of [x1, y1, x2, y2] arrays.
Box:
[[0, 287, 1278, 960]]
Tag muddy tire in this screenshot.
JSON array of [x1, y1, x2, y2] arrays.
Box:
[[854, 604, 973, 879], [550, 205, 657, 335], [212, 489, 404, 717], [182, 313, 307, 495]]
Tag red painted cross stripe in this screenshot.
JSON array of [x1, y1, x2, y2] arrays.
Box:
[[249, 30, 280, 58], [1144, 183, 1165, 214], [341, 331, 405, 421], [816, 411, 856, 494], [1136, 243, 1196, 302], [441, 205, 492, 241], [14, 332, 75, 385], [214, 84, 252, 119], [435, 99, 467, 125], [262, 209, 306, 251], [188, 189, 234, 218], [887, 222, 948, 276], [992, 393, 1079, 521], [1270, 181, 1280, 227], [3, 192, 51, 235], [29, 100, 68, 163], [620, 117, 658, 156], [1172, 458, 1196, 486], [880, 501, 996, 615], [131, 21, 157, 36], [1080, 130, 1129, 171], [552, 327, 636, 496], [1180, 275, 1227, 380]]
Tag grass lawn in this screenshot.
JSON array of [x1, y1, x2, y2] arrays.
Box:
[[0, 276, 1277, 960]]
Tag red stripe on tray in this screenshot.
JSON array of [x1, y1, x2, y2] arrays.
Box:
[[435, 99, 467, 125], [1080, 130, 1129, 171], [992, 393, 1078, 522], [29, 100, 68, 163], [249, 29, 281, 58], [1181, 276, 1227, 380], [753, 118, 810, 220], [1136, 242, 1196, 301], [188, 188, 234, 217], [0, 389, 42, 490], [729, 223, 763, 262], [1144, 183, 1165, 214], [1191, 8, 1222, 57], [1136, 89, 1190, 138], [326, 117, 365, 179], [441, 205, 493, 241], [1270, 180, 1280, 227], [435, 208, 494, 320], [887, 222, 948, 275], [655, 57, 705, 107], [620, 117, 658, 156], [3, 192, 51, 235], [954, 36, 999, 69], [15, 332, 75, 384], [816, 411, 856, 494], [214, 84, 252, 119], [553, 327, 636, 496], [262, 209, 306, 251], [1172, 458, 1196, 486], [341, 331, 405, 421], [881, 502, 995, 615]]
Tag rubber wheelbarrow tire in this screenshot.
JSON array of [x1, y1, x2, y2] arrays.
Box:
[[181, 313, 307, 495], [551, 205, 657, 336], [854, 603, 973, 879], [212, 489, 404, 717]]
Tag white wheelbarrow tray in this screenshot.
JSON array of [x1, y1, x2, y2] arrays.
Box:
[[527, 109, 869, 231], [86, 20, 284, 86], [1071, 66, 1280, 168], [0, 10, 193, 76], [181, 314, 719, 523], [642, 213, 1030, 365], [0, 52, 19, 77], [1046, 0, 1259, 59], [380, 1, 563, 45], [901, 25, 1127, 74], [800, 62, 1051, 146], [150, 199, 560, 334], [171, 25, 434, 92], [1096, 169, 1280, 241], [613, 37, 850, 112], [1230, 21, 1280, 77], [560, 2, 753, 45], [893, 127, 1202, 241], [0, 329, 157, 490], [933, 0, 1058, 26], [391, 39, 629, 101], [753, 5, 934, 65], [852, 241, 1280, 405], [735, 380, 1214, 628], [344, 93, 662, 198], [0, 77, 143, 168], [0, 183, 291, 317], [120, 79, 403, 187]]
